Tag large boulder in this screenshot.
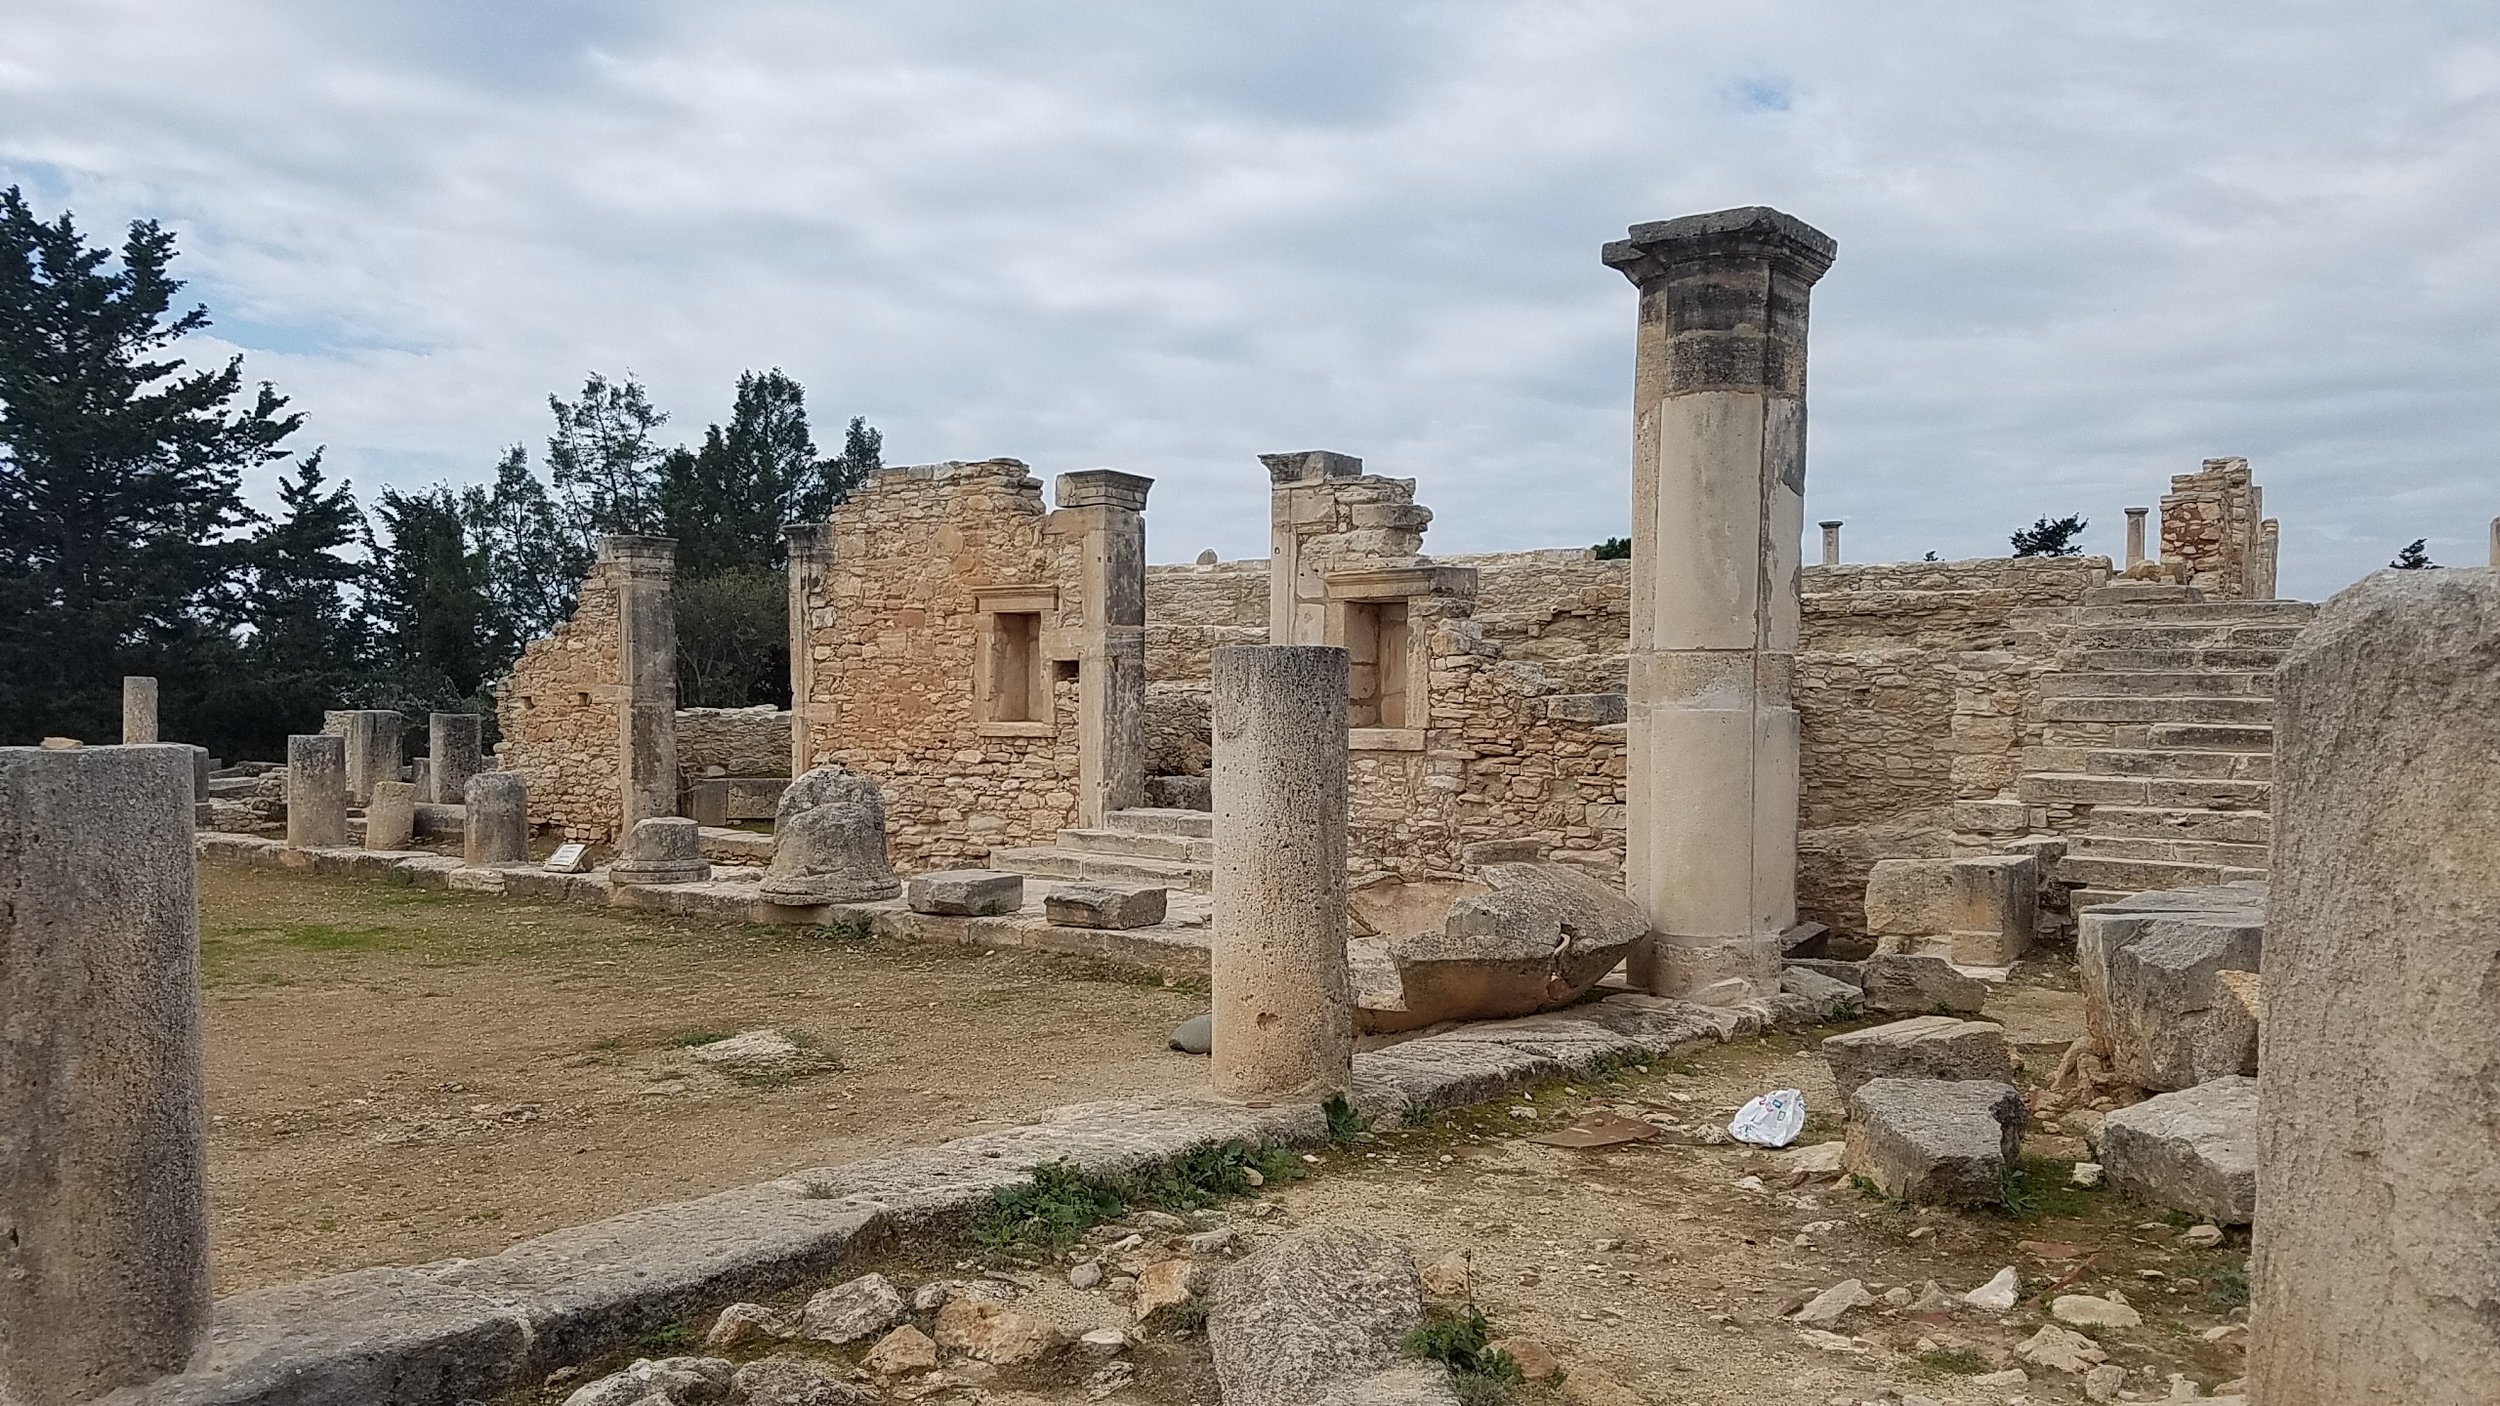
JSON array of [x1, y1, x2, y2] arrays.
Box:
[[760, 765, 901, 905], [1207, 1227, 1458, 1406], [2077, 882, 2263, 1091], [1843, 1078, 2026, 1206], [2098, 1075, 2258, 1224], [1822, 1016, 2016, 1099], [1358, 863, 1646, 1031]]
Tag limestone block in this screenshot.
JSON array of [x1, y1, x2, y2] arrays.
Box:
[[761, 765, 901, 905], [122, 674, 159, 744], [464, 772, 529, 866], [609, 817, 711, 886], [1780, 966, 1861, 1019], [1949, 856, 2037, 966], [1860, 953, 1988, 1015], [1864, 859, 1955, 936], [2251, 570, 2500, 1404], [1206, 1227, 1454, 1406], [2097, 1076, 2257, 1225], [1823, 1016, 2016, 1100], [2077, 882, 2262, 1091], [1385, 862, 1648, 1024], [1843, 1078, 2026, 1206], [285, 733, 347, 849], [1045, 883, 1167, 929], [364, 780, 418, 851], [906, 870, 1025, 917], [427, 712, 484, 806]]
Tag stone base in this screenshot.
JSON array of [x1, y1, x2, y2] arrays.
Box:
[[759, 877, 902, 906], [609, 861, 713, 887], [1638, 934, 1781, 1005]]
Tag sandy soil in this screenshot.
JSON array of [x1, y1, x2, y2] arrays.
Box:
[[198, 865, 1209, 1292]]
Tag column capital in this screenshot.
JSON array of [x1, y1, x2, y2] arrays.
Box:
[[1259, 450, 1363, 485], [1601, 206, 1837, 288], [1055, 469, 1154, 512], [596, 534, 677, 575]]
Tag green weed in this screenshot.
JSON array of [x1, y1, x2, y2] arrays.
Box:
[[1403, 1306, 1524, 1403], [970, 1161, 1129, 1252], [2204, 1266, 2250, 1309], [1997, 1155, 2094, 1222], [1324, 1093, 1372, 1143], [1910, 1346, 1987, 1376], [635, 1322, 695, 1354]]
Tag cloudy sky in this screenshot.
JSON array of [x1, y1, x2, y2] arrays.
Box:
[[5, 2, 2494, 597]]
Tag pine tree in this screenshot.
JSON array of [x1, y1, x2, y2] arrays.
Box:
[[546, 371, 666, 547], [2011, 514, 2089, 557], [182, 452, 367, 755], [811, 414, 883, 520], [365, 486, 492, 699], [2389, 539, 2436, 569], [462, 444, 583, 655], [0, 186, 298, 742]]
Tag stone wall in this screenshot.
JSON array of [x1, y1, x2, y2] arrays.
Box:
[[2160, 456, 2262, 598], [495, 554, 627, 840], [676, 706, 790, 781]]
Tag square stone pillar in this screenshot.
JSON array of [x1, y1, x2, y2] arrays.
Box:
[[341, 709, 402, 807], [1603, 207, 1836, 1003], [1260, 450, 1366, 647], [785, 523, 836, 778], [122, 675, 159, 744], [427, 712, 483, 806], [1051, 471, 1153, 827], [2124, 507, 2150, 569], [603, 536, 680, 832], [1817, 520, 1842, 567], [286, 733, 347, 849]]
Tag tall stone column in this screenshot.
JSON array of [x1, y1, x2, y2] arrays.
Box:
[[604, 536, 680, 832], [122, 675, 159, 744], [1210, 646, 1352, 1101], [1817, 520, 1842, 567], [2251, 570, 2500, 1402], [2488, 515, 2497, 567], [465, 772, 529, 865], [2124, 507, 2149, 569], [1053, 471, 1153, 826], [785, 524, 836, 778], [286, 732, 347, 848], [1603, 207, 1836, 1003], [0, 744, 210, 1403], [428, 712, 483, 805], [342, 709, 402, 807], [2252, 519, 2280, 600]]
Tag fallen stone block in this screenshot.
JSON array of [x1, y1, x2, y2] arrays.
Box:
[[2078, 882, 2263, 1090], [1781, 966, 1862, 1019], [1863, 855, 2037, 966], [2096, 1075, 2257, 1224], [1843, 1077, 2026, 1206], [1045, 883, 1168, 929], [1860, 953, 1989, 1015], [1207, 1227, 1457, 1406], [1822, 1016, 2016, 1099], [1786, 957, 1865, 989], [905, 869, 1025, 917], [1378, 862, 1648, 1028]]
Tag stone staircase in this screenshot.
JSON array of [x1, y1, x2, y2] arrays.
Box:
[[989, 807, 1216, 893], [2015, 594, 2314, 907]]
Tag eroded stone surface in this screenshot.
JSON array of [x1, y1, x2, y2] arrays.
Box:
[[761, 766, 901, 905], [609, 817, 711, 887], [1843, 1077, 2025, 1206], [1822, 1016, 2015, 1099], [1206, 1227, 1455, 1406], [1045, 883, 1166, 930], [905, 870, 1024, 917], [1380, 862, 1648, 1028], [2078, 882, 2263, 1091], [1860, 953, 1988, 1015], [2099, 1075, 2258, 1224]]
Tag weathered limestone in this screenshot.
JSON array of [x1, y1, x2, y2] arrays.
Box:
[[1604, 206, 1836, 1003], [1379, 862, 1649, 1027], [122, 674, 160, 743], [1863, 855, 2037, 965], [428, 712, 484, 806], [1045, 883, 1167, 930], [364, 780, 418, 851], [464, 772, 529, 866], [2490, 515, 2499, 567], [1210, 645, 1352, 1102], [2250, 569, 2500, 1404], [1054, 470, 1153, 828], [2159, 457, 2265, 598], [608, 536, 681, 833], [1822, 1016, 2016, 1099], [285, 732, 348, 848], [608, 817, 711, 886], [2076, 882, 2263, 1091], [1818, 519, 1842, 567], [2098, 1075, 2257, 1225], [1860, 952, 1987, 1015], [2252, 517, 2279, 600], [0, 744, 210, 1403], [2123, 506, 2149, 569], [1206, 1227, 1456, 1406], [784, 523, 835, 777], [342, 709, 402, 807], [905, 870, 1025, 917], [1843, 1077, 2025, 1206], [760, 765, 901, 905]]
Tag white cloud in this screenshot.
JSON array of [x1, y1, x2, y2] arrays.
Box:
[[4, 0, 2494, 593]]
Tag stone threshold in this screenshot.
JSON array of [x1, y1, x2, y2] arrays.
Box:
[[127, 860, 1826, 1405], [194, 832, 1217, 984]]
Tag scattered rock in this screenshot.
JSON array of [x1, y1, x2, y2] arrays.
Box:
[[905, 869, 1025, 917], [730, 1357, 877, 1406], [862, 1324, 938, 1376], [1821, 1016, 2017, 1099], [2015, 1323, 2109, 1373], [1168, 1013, 1213, 1054], [909, 1283, 949, 1313], [2084, 1363, 2129, 1401], [1906, 1280, 1958, 1315], [1777, 1141, 1846, 1177], [1046, 883, 1168, 930], [2071, 1161, 2105, 1188], [2183, 1223, 2227, 1248], [797, 1273, 908, 1345], [1790, 1279, 1876, 1325], [2098, 1076, 2259, 1224], [1859, 953, 1989, 1015], [1781, 965, 1862, 1018], [1078, 1327, 1131, 1356], [1379, 862, 1649, 1027], [1068, 1260, 1104, 1290], [1963, 1267, 2020, 1312], [561, 1357, 734, 1406], [1971, 1367, 2030, 1388], [2076, 882, 2263, 1090], [686, 1030, 829, 1081], [1843, 1077, 2026, 1205], [1489, 1336, 1562, 1382], [933, 1297, 1064, 1364], [1418, 1250, 1472, 1299], [2052, 1294, 2143, 1329], [1206, 1227, 1448, 1406], [1185, 1227, 1240, 1256], [703, 1301, 795, 1348], [1133, 1259, 1209, 1321], [1132, 1210, 1190, 1232], [1795, 1328, 1865, 1353]]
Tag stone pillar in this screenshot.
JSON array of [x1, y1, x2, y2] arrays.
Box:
[[1817, 520, 1842, 567], [610, 815, 711, 885], [122, 675, 159, 744], [365, 779, 418, 851], [342, 709, 402, 807], [1261, 450, 1367, 647], [428, 712, 483, 806], [0, 744, 210, 1403], [2251, 569, 2500, 1402], [1052, 471, 1154, 826], [1603, 207, 1836, 1003], [1209, 645, 1352, 1101], [2124, 507, 2149, 569], [604, 536, 679, 833], [465, 772, 529, 866], [785, 523, 836, 777], [2489, 516, 2497, 567], [2252, 518, 2280, 600], [285, 732, 347, 848]]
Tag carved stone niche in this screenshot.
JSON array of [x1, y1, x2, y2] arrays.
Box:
[[971, 584, 1061, 738], [1322, 565, 1476, 752]]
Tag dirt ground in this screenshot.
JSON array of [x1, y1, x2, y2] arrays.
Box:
[[197, 865, 1209, 1292]]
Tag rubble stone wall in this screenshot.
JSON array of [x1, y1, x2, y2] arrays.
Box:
[[676, 706, 791, 780], [495, 558, 626, 840], [2160, 456, 2262, 598]]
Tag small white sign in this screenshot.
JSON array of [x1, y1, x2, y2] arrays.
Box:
[[543, 842, 591, 873]]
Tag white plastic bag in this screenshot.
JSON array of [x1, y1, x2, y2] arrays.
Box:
[[1728, 1088, 1807, 1148]]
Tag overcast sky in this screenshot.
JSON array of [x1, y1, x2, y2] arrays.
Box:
[[5, 2, 2494, 598]]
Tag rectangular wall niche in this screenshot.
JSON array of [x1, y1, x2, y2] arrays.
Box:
[[1343, 599, 1411, 728], [975, 585, 1059, 736]]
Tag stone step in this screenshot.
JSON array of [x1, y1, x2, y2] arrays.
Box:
[[2068, 834, 2271, 867], [2067, 622, 2307, 651], [986, 846, 1214, 894], [2070, 600, 2316, 624], [2148, 722, 2275, 752], [1106, 807, 1215, 839], [2018, 773, 2273, 811], [1054, 826, 1217, 863], [2038, 696, 2273, 726], [2052, 803, 2272, 845], [2053, 853, 2229, 891], [2070, 887, 2135, 911], [2081, 748, 2272, 782], [2066, 646, 2289, 673], [2037, 671, 2272, 700]]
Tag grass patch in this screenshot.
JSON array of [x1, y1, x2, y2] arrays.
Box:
[[1324, 1093, 1372, 1143], [1997, 1155, 2096, 1222], [970, 1160, 1131, 1253], [277, 922, 401, 954], [1403, 1305, 1524, 1403], [669, 1031, 733, 1048], [1137, 1140, 1298, 1211], [635, 1322, 695, 1354], [1847, 1174, 1898, 1204], [2204, 1265, 2249, 1309], [1909, 1346, 1988, 1377]]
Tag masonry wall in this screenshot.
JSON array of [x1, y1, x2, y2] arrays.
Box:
[[677, 707, 791, 780], [496, 562, 626, 840], [2160, 457, 2261, 598]]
